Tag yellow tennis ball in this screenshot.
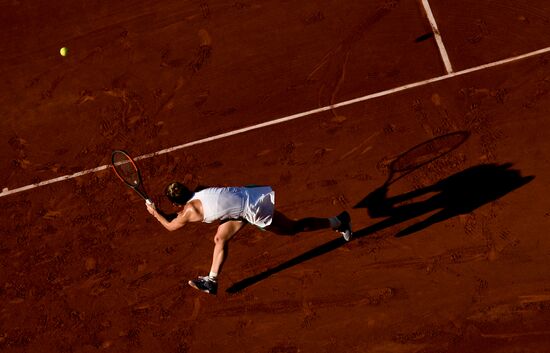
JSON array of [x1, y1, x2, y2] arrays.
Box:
[[59, 47, 68, 57]]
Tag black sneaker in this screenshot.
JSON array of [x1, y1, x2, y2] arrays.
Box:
[[336, 211, 352, 241], [188, 276, 218, 295]]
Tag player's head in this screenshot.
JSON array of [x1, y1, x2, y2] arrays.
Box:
[[165, 182, 193, 205]]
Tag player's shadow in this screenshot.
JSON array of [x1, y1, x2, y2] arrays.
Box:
[[354, 163, 534, 237], [226, 163, 534, 293]]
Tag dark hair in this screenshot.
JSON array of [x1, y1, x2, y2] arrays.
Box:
[[165, 182, 193, 205]]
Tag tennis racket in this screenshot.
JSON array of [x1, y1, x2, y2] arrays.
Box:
[[380, 131, 470, 188], [111, 150, 153, 205]]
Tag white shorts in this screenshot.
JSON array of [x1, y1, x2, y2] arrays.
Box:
[[241, 186, 275, 228]]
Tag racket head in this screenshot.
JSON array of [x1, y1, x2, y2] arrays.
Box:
[[111, 150, 153, 203], [384, 131, 470, 185], [111, 150, 143, 188]]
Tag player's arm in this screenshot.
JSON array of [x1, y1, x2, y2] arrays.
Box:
[[147, 203, 188, 232]]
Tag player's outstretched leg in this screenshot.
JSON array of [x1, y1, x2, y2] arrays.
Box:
[[268, 210, 352, 241]]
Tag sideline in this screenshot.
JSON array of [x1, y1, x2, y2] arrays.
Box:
[[2, 45, 550, 199], [420, 0, 453, 73]]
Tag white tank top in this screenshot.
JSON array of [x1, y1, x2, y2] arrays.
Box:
[[189, 187, 245, 223], [188, 186, 275, 227]]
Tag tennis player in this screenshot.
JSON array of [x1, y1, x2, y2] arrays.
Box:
[[146, 182, 352, 295]]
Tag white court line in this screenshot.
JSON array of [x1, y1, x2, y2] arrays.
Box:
[[421, 0, 454, 73], [2, 45, 550, 199]]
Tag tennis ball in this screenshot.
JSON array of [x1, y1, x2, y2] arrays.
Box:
[[59, 47, 68, 57]]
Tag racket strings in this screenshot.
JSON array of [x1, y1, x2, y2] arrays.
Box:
[[112, 153, 140, 187]]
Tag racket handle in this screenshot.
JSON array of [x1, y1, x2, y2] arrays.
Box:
[[145, 199, 154, 206]]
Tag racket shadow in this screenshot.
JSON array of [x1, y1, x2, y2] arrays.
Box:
[[226, 163, 533, 294]]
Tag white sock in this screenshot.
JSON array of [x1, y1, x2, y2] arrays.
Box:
[[208, 271, 218, 281], [329, 217, 341, 229]]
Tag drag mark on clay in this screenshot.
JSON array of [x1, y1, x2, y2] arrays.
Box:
[[469, 292, 550, 326], [518, 294, 550, 305], [324, 51, 350, 113], [339, 131, 381, 160]]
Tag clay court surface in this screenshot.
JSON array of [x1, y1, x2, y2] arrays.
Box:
[[2, 1, 550, 352]]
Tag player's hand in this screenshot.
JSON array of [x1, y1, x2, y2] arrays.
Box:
[[146, 201, 156, 215]]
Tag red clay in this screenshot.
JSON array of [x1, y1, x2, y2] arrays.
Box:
[[1, 1, 550, 352]]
